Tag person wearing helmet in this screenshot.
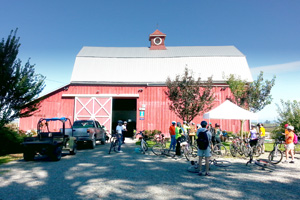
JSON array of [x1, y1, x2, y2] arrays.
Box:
[[284, 126, 295, 163], [116, 120, 125, 152], [169, 121, 176, 151], [175, 122, 185, 156], [122, 121, 128, 144]]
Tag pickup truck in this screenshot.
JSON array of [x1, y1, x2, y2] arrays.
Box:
[[67, 120, 106, 149]]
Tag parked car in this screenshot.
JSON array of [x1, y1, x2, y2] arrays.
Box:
[[68, 120, 106, 149], [22, 117, 77, 161]]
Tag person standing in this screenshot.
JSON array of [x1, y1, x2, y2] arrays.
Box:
[[258, 123, 266, 153], [122, 121, 127, 144], [197, 121, 212, 176], [116, 120, 124, 153], [214, 123, 222, 144], [189, 122, 196, 145], [248, 125, 258, 147], [169, 121, 176, 151], [284, 126, 295, 163], [183, 121, 190, 135], [175, 122, 184, 156], [208, 122, 216, 145]]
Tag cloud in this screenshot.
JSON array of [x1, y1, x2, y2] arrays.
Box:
[[250, 61, 300, 75]]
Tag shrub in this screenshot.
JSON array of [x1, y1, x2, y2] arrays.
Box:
[[0, 127, 26, 156]]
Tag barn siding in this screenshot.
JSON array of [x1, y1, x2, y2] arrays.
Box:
[[19, 84, 249, 135]]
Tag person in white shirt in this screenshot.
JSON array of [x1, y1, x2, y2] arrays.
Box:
[[116, 120, 124, 152]]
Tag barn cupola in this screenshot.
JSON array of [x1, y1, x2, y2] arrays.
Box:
[[149, 29, 167, 50]]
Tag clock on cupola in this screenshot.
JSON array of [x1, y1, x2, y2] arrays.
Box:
[[149, 29, 167, 50]]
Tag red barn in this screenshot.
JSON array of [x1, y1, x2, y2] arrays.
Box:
[[19, 30, 253, 136]]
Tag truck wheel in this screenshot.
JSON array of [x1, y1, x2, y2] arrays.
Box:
[[90, 137, 96, 149], [23, 150, 35, 161], [70, 143, 77, 155], [51, 146, 62, 161]]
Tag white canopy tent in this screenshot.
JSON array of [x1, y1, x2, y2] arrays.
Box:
[[203, 100, 258, 120]]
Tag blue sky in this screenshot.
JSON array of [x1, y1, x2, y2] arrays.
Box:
[[1, 0, 300, 121]]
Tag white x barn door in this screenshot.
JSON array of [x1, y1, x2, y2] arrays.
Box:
[[74, 97, 112, 132]]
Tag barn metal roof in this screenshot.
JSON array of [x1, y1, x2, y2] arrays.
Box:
[[71, 46, 253, 84], [77, 46, 245, 58]]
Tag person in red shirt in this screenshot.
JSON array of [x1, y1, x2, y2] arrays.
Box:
[[169, 121, 176, 151], [284, 126, 295, 163]]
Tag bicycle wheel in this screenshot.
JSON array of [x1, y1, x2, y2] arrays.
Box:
[[268, 149, 283, 164], [108, 140, 115, 154], [152, 143, 164, 156], [242, 145, 251, 157], [141, 140, 148, 154], [183, 145, 194, 161], [191, 145, 198, 158], [229, 144, 237, 157], [253, 144, 262, 157], [255, 159, 276, 171], [213, 160, 232, 168], [212, 144, 227, 157]]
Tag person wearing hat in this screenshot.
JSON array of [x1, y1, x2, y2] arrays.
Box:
[[189, 122, 196, 145], [284, 126, 295, 163], [116, 120, 125, 153], [214, 123, 222, 144], [122, 121, 128, 144], [169, 121, 176, 151]]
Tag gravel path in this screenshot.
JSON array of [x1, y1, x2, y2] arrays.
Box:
[[0, 139, 299, 200]]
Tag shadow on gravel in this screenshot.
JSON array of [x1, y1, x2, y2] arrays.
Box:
[[0, 140, 300, 200]]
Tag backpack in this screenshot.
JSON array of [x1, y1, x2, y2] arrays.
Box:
[[197, 130, 209, 150], [293, 133, 298, 144]]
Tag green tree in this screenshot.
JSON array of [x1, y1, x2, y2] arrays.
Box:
[[272, 100, 300, 137], [165, 67, 215, 123], [0, 29, 45, 128], [226, 71, 275, 138]]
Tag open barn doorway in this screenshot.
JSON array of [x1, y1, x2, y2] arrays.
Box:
[[112, 99, 137, 137]]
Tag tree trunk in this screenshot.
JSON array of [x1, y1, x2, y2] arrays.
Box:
[[240, 120, 245, 139]]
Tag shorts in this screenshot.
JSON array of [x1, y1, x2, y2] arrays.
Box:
[[286, 143, 294, 150], [197, 147, 211, 157], [260, 137, 265, 145]]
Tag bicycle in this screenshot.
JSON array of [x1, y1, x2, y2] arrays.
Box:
[[152, 144, 176, 158], [153, 133, 166, 147], [246, 145, 276, 171], [187, 159, 232, 173], [137, 131, 149, 154], [211, 142, 228, 158], [108, 133, 119, 154], [181, 137, 198, 161], [242, 138, 262, 158], [268, 139, 284, 164], [229, 137, 244, 157]]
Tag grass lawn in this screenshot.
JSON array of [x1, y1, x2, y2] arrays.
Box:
[[0, 153, 23, 165]]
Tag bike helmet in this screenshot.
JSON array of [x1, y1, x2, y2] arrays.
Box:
[[118, 120, 123, 123], [172, 121, 176, 124], [215, 123, 220, 127]]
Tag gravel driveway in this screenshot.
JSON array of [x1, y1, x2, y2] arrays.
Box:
[[0, 139, 299, 200]]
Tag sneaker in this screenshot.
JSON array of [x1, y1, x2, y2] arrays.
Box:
[[118, 150, 123, 153], [198, 172, 203, 176], [290, 161, 295, 163], [205, 172, 211, 176], [283, 160, 289, 163]]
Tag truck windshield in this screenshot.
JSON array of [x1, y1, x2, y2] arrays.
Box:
[[73, 121, 95, 128]]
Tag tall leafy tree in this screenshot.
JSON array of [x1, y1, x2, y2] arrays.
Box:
[[272, 99, 300, 137], [165, 67, 215, 123], [226, 71, 275, 111], [226, 71, 275, 137], [0, 29, 45, 128]]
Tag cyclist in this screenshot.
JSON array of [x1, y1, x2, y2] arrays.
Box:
[[257, 123, 266, 154], [175, 122, 185, 156], [169, 121, 176, 151], [284, 126, 295, 163], [248, 125, 258, 147], [197, 120, 212, 176], [214, 123, 222, 144], [116, 120, 124, 153]]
